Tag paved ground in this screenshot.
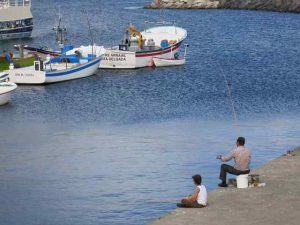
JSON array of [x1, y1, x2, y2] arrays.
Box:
[[149, 147, 300, 225]]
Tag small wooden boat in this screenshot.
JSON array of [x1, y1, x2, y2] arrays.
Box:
[[20, 45, 60, 59], [0, 52, 36, 71], [152, 57, 185, 67], [152, 44, 188, 67], [13, 55, 36, 68], [0, 81, 17, 106]]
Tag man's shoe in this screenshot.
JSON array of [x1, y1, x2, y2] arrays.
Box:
[[218, 182, 228, 188]]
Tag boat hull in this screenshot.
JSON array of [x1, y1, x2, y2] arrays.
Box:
[[9, 68, 46, 84], [0, 72, 9, 81], [23, 46, 60, 59], [100, 41, 182, 69], [0, 82, 17, 106], [0, 28, 32, 40], [8, 58, 101, 84], [153, 57, 186, 67], [45, 58, 101, 83], [0, 92, 11, 105]]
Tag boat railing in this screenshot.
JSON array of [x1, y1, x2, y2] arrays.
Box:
[[145, 20, 176, 26], [0, 0, 9, 8], [2, 0, 31, 7], [144, 20, 178, 33]]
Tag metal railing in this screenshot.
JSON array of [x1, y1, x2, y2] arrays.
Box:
[[10, 0, 31, 6], [0, 0, 9, 8], [0, 0, 31, 7]]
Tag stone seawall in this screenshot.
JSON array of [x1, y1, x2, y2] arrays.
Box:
[[145, 0, 300, 13], [149, 147, 300, 225]]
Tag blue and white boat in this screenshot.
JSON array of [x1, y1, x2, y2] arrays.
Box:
[[8, 55, 102, 84], [0, 0, 33, 40]]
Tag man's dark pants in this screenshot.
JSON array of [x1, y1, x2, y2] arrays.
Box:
[[219, 164, 250, 184]]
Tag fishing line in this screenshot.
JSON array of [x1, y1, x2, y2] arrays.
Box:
[[148, 198, 180, 203], [220, 66, 241, 136]]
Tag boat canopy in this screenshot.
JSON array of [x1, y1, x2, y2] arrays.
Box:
[[143, 26, 186, 42], [129, 26, 187, 49]]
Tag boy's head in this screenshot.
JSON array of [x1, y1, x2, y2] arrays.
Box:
[[192, 174, 202, 185], [236, 137, 245, 146]]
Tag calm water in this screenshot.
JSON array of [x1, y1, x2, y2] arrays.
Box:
[[0, 0, 300, 224]]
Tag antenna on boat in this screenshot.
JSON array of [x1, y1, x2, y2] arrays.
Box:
[[183, 44, 189, 59], [53, 6, 68, 48], [83, 10, 95, 60]]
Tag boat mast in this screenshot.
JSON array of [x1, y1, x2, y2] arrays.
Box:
[[83, 10, 95, 59], [53, 6, 67, 48]]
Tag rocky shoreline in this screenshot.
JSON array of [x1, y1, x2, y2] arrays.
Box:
[[145, 0, 300, 13]]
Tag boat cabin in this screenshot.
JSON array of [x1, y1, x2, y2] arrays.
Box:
[[0, 0, 33, 40], [118, 24, 186, 53]]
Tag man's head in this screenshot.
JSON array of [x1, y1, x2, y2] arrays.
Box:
[[236, 137, 246, 146], [192, 174, 202, 186]]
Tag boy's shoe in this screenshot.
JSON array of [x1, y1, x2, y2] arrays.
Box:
[[218, 182, 228, 188]]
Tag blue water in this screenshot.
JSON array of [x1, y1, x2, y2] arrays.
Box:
[[0, 0, 300, 224]]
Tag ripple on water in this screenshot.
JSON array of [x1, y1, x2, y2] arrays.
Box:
[[0, 1, 300, 225]]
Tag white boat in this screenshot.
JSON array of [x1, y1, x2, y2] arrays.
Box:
[[152, 44, 189, 67], [8, 57, 101, 84], [152, 57, 185, 67], [0, 81, 17, 105], [100, 23, 187, 69], [0, 0, 33, 40]]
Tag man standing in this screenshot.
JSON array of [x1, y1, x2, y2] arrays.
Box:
[[217, 137, 251, 187], [3, 50, 11, 64]]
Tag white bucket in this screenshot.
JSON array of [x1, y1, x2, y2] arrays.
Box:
[[237, 174, 249, 189]]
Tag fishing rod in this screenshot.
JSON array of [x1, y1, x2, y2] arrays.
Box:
[[220, 65, 241, 136]]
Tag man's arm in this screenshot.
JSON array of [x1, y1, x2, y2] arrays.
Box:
[[188, 187, 200, 201], [221, 150, 235, 162]]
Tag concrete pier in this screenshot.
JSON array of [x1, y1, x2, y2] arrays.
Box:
[[149, 147, 300, 225]]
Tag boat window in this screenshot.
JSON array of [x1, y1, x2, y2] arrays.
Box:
[[8, 0, 31, 7], [0, 19, 33, 30]]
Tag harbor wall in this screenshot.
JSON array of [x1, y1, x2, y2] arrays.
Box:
[[148, 147, 300, 225], [146, 0, 300, 13]]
